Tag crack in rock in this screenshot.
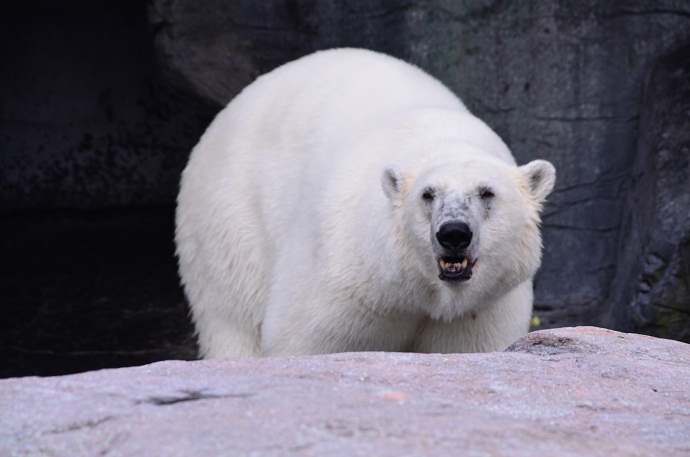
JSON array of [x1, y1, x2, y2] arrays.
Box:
[[46, 416, 115, 435], [139, 389, 254, 406]]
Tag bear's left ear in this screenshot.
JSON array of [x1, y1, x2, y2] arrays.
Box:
[[519, 160, 556, 202], [381, 165, 403, 202]]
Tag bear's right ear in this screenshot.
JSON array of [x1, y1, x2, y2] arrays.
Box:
[[519, 159, 556, 203], [381, 166, 403, 202]]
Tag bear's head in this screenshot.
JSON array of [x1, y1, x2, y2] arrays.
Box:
[[381, 154, 555, 309]]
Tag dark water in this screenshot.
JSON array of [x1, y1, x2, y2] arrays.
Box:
[[0, 206, 197, 378]]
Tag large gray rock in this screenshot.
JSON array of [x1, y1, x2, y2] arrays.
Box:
[[2, 327, 689, 456], [148, 0, 690, 339]]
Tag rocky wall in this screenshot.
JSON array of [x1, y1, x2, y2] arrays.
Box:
[[612, 44, 690, 340]]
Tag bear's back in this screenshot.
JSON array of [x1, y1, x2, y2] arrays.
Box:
[[223, 49, 466, 149]]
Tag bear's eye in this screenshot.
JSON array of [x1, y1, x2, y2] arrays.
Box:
[[479, 187, 495, 199], [422, 189, 435, 202]]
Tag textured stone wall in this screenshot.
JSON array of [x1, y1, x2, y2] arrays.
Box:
[[612, 44, 690, 341]]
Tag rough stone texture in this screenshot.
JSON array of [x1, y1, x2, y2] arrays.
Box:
[[1, 327, 689, 456], [148, 0, 690, 338], [611, 44, 690, 341]]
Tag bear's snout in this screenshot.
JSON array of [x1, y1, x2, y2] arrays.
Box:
[[436, 222, 472, 251]]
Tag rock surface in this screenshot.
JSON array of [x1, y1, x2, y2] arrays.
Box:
[[2, 327, 689, 456]]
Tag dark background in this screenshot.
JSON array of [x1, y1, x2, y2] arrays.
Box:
[[2, 0, 689, 378], [1, 0, 210, 377]]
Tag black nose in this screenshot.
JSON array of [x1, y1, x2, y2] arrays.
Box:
[[436, 222, 473, 250]]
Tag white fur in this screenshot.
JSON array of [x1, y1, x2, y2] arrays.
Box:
[[175, 48, 556, 358]]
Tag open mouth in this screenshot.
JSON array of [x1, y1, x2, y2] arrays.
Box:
[[438, 257, 475, 282]]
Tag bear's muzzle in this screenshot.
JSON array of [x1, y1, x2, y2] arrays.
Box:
[[435, 222, 476, 282]]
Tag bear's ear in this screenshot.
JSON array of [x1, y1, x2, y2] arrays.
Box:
[[381, 166, 403, 202], [519, 160, 556, 202]]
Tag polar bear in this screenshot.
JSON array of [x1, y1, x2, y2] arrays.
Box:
[[175, 48, 555, 358]]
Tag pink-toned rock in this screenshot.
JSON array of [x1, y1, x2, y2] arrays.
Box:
[[1, 326, 689, 456]]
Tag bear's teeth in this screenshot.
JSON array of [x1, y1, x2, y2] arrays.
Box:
[[439, 258, 468, 271]]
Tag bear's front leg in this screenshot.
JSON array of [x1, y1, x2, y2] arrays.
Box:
[[260, 292, 421, 356]]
